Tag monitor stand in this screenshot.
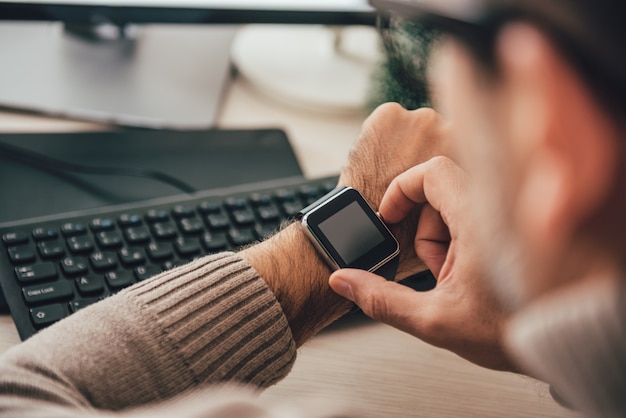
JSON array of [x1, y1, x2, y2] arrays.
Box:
[[0, 22, 237, 129], [231, 24, 382, 115]]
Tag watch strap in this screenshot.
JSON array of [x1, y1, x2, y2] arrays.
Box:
[[373, 253, 399, 281], [297, 185, 348, 219], [346, 254, 399, 315]]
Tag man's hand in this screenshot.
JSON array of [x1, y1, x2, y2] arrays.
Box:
[[243, 104, 448, 346], [339, 104, 448, 279], [339, 103, 445, 206], [330, 156, 518, 372]]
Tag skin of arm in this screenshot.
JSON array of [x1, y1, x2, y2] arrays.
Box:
[[242, 104, 448, 346]]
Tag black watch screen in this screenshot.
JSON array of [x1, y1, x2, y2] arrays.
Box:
[[298, 187, 399, 273]]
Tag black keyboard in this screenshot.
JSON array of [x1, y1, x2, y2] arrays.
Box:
[[0, 175, 338, 340]]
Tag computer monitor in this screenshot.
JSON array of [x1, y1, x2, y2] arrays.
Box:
[[0, 1, 378, 128], [0, 1, 376, 25]]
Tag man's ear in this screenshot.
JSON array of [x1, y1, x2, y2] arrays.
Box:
[[495, 23, 619, 252]]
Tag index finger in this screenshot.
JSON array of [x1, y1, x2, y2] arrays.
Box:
[[379, 156, 464, 224]]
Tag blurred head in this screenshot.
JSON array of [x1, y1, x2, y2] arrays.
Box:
[[373, 0, 626, 310]]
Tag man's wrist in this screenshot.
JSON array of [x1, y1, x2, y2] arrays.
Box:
[[240, 222, 353, 347]]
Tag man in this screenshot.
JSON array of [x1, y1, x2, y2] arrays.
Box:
[[332, 0, 625, 416], [1, 1, 624, 417]]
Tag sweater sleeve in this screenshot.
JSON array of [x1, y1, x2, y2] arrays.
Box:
[[0, 252, 299, 417]]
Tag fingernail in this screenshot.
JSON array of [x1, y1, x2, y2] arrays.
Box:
[[329, 274, 354, 301]]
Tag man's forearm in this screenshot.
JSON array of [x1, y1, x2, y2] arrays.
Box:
[[241, 223, 353, 347], [0, 253, 299, 416]]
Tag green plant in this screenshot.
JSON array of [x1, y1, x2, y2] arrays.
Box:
[[368, 21, 439, 111]]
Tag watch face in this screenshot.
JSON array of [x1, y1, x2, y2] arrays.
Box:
[[302, 188, 399, 270]]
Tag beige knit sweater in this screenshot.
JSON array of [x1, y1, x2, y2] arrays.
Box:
[[1, 251, 625, 417], [0, 252, 339, 417]]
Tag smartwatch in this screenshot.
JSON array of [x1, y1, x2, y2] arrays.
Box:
[[297, 186, 400, 280]]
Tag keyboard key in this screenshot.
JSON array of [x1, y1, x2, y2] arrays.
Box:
[[118, 213, 142, 227], [90, 218, 115, 232], [249, 192, 272, 206], [299, 185, 320, 203], [134, 265, 161, 281], [145, 209, 169, 223], [197, 201, 221, 214], [75, 275, 105, 296], [232, 209, 256, 226], [90, 252, 117, 271], [174, 237, 201, 257], [275, 189, 296, 202], [257, 205, 280, 222], [23, 281, 73, 305], [124, 227, 150, 244], [322, 182, 337, 193], [32, 227, 58, 241], [61, 222, 86, 237], [227, 228, 256, 247], [256, 223, 279, 239], [15, 263, 58, 284], [105, 271, 134, 290], [162, 259, 187, 271], [282, 201, 303, 217], [206, 213, 229, 230], [60, 257, 89, 277], [172, 205, 195, 218], [2, 231, 28, 246], [37, 241, 65, 259], [8, 245, 36, 264], [69, 298, 99, 313], [302, 195, 321, 206], [151, 222, 177, 240], [96, 231, 123, 249], [147, 242, 173, 261], [201, 232, 227, 252], [118, 248, 146, 267], [67, 236, 95, 254], [30, 304, 67, 329], [224, 197, 247, 210], [179, 218, 204, 235]]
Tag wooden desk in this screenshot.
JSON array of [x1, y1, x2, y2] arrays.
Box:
[[0, 78, 573, 418]]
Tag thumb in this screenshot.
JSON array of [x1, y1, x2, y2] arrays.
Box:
[[329, 269, 428, 333]]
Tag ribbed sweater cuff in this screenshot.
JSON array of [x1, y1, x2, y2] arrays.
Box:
[[126, 252, 297, 389]]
